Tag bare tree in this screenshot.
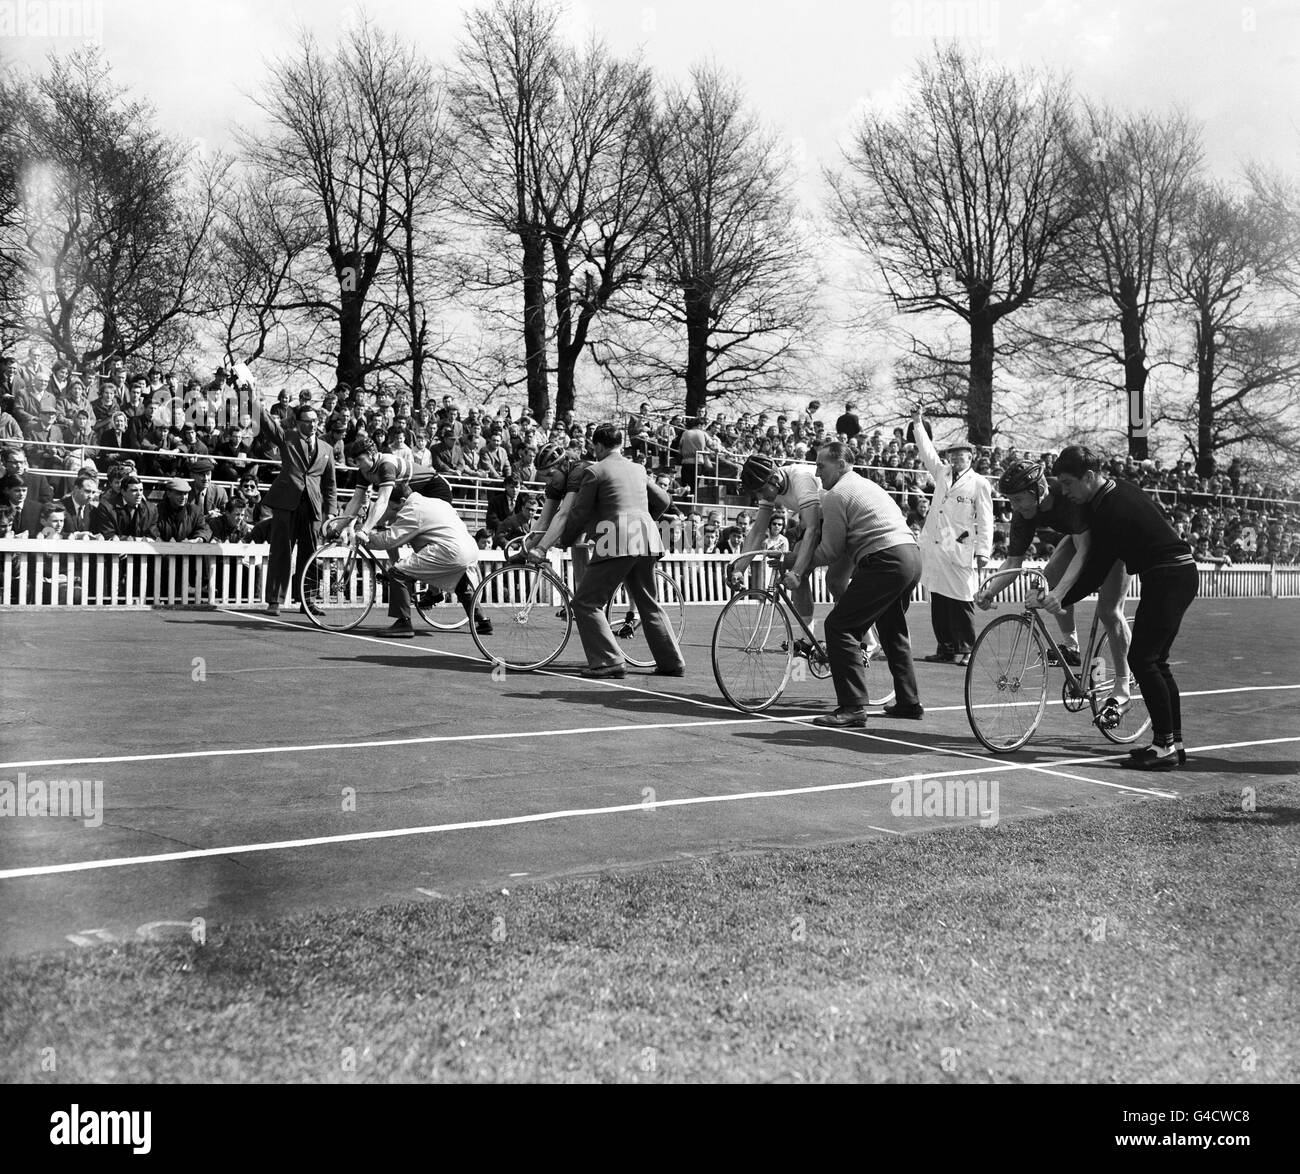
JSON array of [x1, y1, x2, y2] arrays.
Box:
[[1019, 103, 1203, 457], [449, 0, 560, 417], [828, 44, 1077, 445], [1164, 178, 1300, 465], [600, 63, 815, 419], [243, 21, 448, 392], [10, 48, 224, 372]]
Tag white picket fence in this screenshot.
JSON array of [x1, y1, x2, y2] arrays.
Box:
[[1, 539, 1297, 608]]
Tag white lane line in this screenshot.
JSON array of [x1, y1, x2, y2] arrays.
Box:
[[3, 736, 1297, 882], [0, 716, 783, 771]]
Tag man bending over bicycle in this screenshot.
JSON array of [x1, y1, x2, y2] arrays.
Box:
[[975, 458, 1132, 718], [358, 483, 491, 639], [339, 438, 488, 638], [733, 453, 882, 662]]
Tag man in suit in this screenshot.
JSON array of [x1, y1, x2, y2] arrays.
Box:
[[259, 403, 336, 616], [528, 421, 685, 679], [485, 473, 525, 534], [2, 447, 53, 537], [187, 457, 228, 518], [60, 471, 102, 538]]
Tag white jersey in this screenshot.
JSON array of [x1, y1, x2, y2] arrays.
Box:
[[364, 492, 476, 569]]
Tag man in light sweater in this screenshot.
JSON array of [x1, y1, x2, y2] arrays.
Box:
[[791, 441, 923, 728]]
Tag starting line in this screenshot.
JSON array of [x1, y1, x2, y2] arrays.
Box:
[[2, 735, 1298, 882]]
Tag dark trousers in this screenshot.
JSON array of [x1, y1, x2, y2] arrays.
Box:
[[824, 544, 923, 710], [930, 592, 976, 655], [1128, 563, 1198, 740], [266, 505, 319, 604], [387, 565, 482, 625], [572, 555, 685, 671]]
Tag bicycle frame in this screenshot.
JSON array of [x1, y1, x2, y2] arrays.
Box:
[[726, 551, 823, 653], [985, 568, 1097, 699]]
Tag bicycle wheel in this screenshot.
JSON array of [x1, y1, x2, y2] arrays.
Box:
[[965, 614, 1049, 752], [606, 569, 686, 668], [300, 543, 377, 632], [470, 563, 572, 670], [414, 564, 476, 631], [712, 590, 793, 712], [1086, 616, 1152, 744]]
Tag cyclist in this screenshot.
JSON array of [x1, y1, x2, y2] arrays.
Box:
[[359, 483, 487, 639], [338, 436, 489, 636], [526, 441, 596, 590], [733, 453, 824, 638], [976, 458, 1133, 722], [1052, 445, 1197, 770]]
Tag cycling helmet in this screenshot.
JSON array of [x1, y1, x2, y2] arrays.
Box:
[[998, 458, 1047, 497], [740, 453, 783, 495], [535, 442, 566, 472]]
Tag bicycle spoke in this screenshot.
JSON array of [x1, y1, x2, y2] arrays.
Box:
[[471, 564, 572, 670]]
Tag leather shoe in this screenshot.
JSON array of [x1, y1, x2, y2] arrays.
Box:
[[812, 708, 867, 728], [580, 665, 626, 679], [921, 652, 954, 663], [376, 622, 415, 639], [882, 703, 925, 719], [1122, 747, 1180, 771], [650, 666, 685, 676], [265, 603, 280, 616]]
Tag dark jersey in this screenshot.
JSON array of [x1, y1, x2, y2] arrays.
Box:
[[544, 457, 591, 503], [1007, 479, 1088, 558], [1063, 478, 1192, 606]]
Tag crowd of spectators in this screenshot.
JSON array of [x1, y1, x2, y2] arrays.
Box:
[[2, 348, 1298, 566]]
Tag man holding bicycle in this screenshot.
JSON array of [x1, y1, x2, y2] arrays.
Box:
[[356, 483, 491, 639], [338, 437, 484, 638], [976, 458, 1133, 719], [799, 442, 923, 728], [1052, 445, 1197, 770]]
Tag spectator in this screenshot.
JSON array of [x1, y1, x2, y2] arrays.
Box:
[[431, 429, 468, 475], [1, 472, 34, 536], [94, 475, 159, 539], [485, 474, 526, 534], [157, 478, 212, 542], [60, 472, 102, 539], [2, 447, 52, 535]]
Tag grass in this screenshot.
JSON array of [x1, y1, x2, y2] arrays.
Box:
[[2, 781, 1297, 1084]]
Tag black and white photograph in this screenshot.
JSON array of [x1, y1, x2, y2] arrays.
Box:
[[0, 0, 1296, 1135]]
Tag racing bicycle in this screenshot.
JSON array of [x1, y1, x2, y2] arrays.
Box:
[[711, 551, 894, 712], [964, 568, 1150, 752], [469, 537, 686, 671], [296, 516, 480, 633]]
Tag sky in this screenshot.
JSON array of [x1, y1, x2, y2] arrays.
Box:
[[3, 0, 1299, 445], [4, 0, 1297, 180]]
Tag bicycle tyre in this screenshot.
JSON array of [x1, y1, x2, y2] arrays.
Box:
[[711, 590, 793, 712], [414, 563, 477, 631], [965, 613, 1049, 753], [299, 544, 377, 632], [1086, 614, 1152, 744], [606, 569, 686, 668], [470, 563, 572, 670]]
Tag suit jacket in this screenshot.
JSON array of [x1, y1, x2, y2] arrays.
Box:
[[258, 413, 336, 520], [189, 483, 230, 517], [559, 452, 670, 560], [485, 488, 523, 533], [60, 493, 97, 536], [93, 499, 159, 539]]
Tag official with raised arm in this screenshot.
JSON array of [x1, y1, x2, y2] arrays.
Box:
[[911, 407, 992, 665]]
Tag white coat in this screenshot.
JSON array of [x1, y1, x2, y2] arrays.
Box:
[[914, 425, 993, 602]]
